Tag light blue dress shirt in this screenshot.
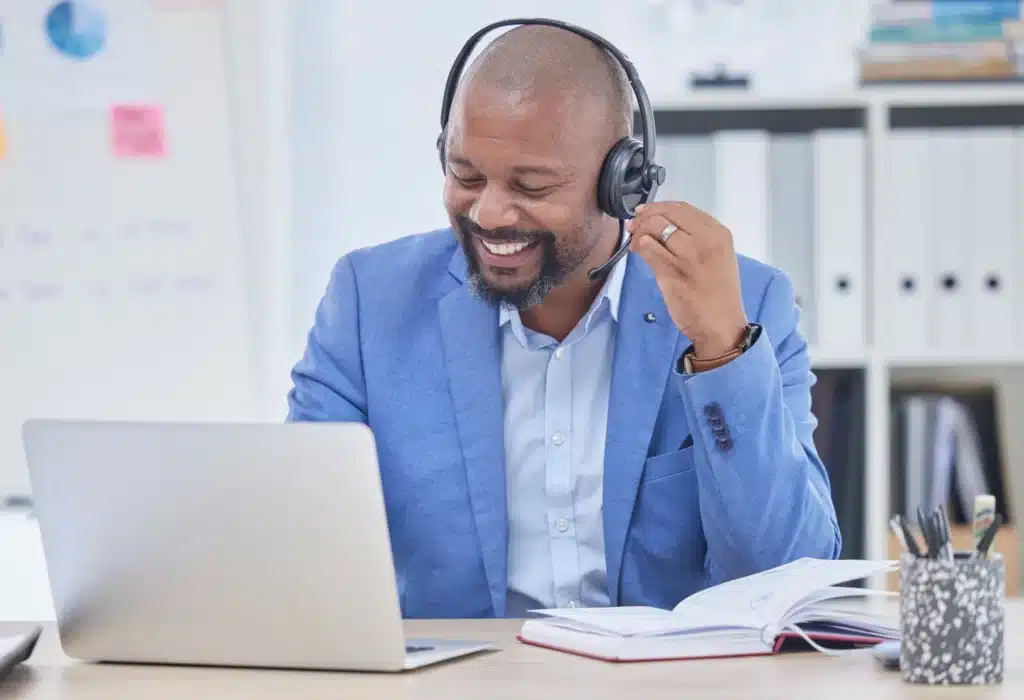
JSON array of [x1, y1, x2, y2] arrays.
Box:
[[500, 253, 627, 616]]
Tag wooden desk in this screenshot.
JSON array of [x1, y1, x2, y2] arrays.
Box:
[[4, 604, 1024, 699]]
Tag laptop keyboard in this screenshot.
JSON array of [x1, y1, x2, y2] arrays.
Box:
[[406, 645, 435, 654]]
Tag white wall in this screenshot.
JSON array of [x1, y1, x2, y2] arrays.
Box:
[[222, 0, 294, 420]]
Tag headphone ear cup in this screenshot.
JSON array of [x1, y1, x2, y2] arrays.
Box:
[[436, 130, 447, 172], [596, 137, 649, 220]]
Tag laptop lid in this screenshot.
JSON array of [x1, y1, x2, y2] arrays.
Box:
[[21, 419, 411, 671]]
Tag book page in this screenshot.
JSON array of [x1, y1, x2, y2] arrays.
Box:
[[530, 604, 758, 637], [672, 558, 896, 627], [529, 558, 895, 637], [529, 607, 687, 637]]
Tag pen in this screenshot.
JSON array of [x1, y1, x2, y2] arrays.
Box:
[[898, 515, 922, 558], [975, 513, 1003, 559], [917, 506, 933, 558], [928, 512, 945, 560], [937, 506, 954, 561], [891, 514, 921, 557]]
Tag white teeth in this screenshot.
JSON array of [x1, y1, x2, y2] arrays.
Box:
[[481, 238, 531, 255]]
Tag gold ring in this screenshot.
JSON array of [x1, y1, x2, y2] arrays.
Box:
[[659, 224, 678, 244]]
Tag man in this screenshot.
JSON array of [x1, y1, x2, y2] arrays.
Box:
[[288, 23, 841, 619]]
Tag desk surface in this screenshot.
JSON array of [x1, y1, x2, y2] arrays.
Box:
[[4, 604, 1024, 699]]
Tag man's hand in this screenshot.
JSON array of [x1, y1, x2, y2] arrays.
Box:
[[626, 201, 749, 359]]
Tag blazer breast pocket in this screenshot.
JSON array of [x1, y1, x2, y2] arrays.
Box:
[[630, 443, 704, 586], [641, 443, 696, 484]]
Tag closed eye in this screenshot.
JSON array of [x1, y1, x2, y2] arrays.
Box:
[[451, 173, 483, 188], [516, 184, 554, 198]]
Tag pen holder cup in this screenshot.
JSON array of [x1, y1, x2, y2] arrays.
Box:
[[899, 552, 1005, 685]]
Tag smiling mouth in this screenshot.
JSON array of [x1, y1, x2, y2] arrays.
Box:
[[481, 239, 533, 255], [476, 236, 539, 256]]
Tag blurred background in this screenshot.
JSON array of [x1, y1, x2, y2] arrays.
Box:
[[1, 0, 1022, 618]]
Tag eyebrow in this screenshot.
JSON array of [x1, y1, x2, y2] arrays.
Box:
[[448, 156, 565, 178], [512, 164, 564, 177]]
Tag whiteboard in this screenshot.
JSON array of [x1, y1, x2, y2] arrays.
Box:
[[0, 0, 258, 497]]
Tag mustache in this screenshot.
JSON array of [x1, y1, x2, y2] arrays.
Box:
[[455, 215, 551, 244]]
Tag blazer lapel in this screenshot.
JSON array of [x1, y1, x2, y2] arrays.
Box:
[[603, 255, 686, 605], [437, 249, 508, 617]]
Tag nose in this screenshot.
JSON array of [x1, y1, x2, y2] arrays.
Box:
[[470, 185, 519, 232]]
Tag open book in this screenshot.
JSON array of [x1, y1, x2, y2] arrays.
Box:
[[517, 558, 899, 662]]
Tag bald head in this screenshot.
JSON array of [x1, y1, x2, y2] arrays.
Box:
[[441, 24, 635, 312], [454, 24, 634, 147]]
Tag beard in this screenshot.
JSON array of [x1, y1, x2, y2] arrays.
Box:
[[454, 215, 588, 310]]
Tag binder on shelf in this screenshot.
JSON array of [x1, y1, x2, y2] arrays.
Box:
[[965, 127, 1016, 353], [767, 133, 817, 346], [878, 128, 931, 354], [711, 130, 769, 263], [894, 395, 929, 523], [927, 129, 972, 353], [656, 135, 715, 219], [813, 129, 867, 352], [890, 383, 1011, 527], [811, 368, 867, 560]]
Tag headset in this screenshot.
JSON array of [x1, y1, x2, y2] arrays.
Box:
[[436, 18, 666, 280]]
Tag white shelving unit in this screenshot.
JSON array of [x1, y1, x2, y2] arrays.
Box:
[[652, 84, 1024, 588]]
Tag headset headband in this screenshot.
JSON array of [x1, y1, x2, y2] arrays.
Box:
[[439, 18, 656, 168]]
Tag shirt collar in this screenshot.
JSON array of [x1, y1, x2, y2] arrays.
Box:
[[498, 250, 628, 328]]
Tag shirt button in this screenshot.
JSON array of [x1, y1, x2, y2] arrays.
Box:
[[554, 347, 564, 360], [551, 432, 565, 446], [555, 518, 570, 532], [568, 600, 578, 608]]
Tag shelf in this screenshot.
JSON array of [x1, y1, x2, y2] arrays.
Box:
[[861, 82, 1024, 107], [651, 91, 868, 112], [650, 84, 1024, 112], [808, 348, 1024, 369], [809, 347, 871, 369], [883, 351, 1024, 368]]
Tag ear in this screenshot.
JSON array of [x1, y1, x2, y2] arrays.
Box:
[[436, 130, 447, 172]]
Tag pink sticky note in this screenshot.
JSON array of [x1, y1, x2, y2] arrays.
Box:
[[111, 105, 166, 158], [0, 113, 8, 160]]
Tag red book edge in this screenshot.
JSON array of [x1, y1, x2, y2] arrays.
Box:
[[515, 630, 887, 664]]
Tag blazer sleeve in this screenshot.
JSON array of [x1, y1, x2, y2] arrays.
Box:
[[286, 254, 369, 423], [674, 269, 842, 584]]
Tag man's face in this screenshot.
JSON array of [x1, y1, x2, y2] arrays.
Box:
[[442, 84, 610, 309]]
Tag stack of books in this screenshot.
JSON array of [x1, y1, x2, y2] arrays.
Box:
[[858, 0, 1024, 84]]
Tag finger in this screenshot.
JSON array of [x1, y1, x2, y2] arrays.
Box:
[[634, 201, 718, 238], [627, 211, 677, 240], [627, 212, 684, 249], [628, 213, 697, 266], [630, 230, 686, 278], [635, 200, 710, 223]]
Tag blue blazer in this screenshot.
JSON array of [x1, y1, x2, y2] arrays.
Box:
[[287, 228, 842, 618]]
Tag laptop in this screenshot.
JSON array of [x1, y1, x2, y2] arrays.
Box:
[[21, 419, 496, 672]]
